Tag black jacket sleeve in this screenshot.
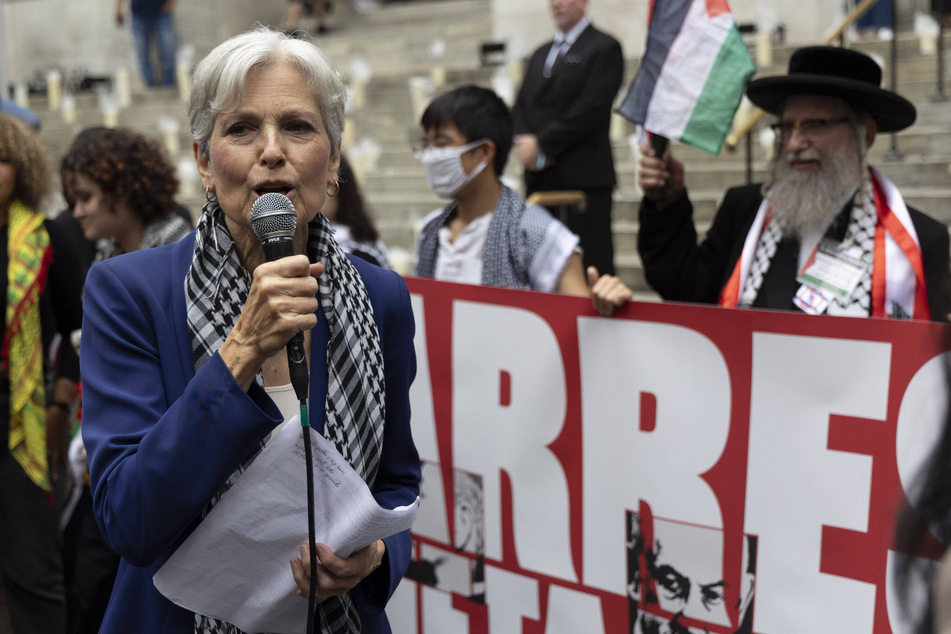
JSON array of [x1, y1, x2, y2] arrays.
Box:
[[637, 185, 763, 304], [908, 208, 951, 322], [45, 219, 86, 383]]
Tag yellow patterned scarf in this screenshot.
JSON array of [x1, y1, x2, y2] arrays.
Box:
[[5, 200, 52, 492]]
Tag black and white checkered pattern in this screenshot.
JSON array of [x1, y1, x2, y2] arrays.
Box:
[[310, 211, 385, 488], [739, 188, 877, 315], [194, 615, 243, 634], [415, 184, 560, 290], [317, 589, 361, 634], [738, 215, 784, 307], [185, 201, 384, 634], [186, 203, 253, 371], [827, 185, 876, 317]]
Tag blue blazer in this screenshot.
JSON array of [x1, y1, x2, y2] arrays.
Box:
[[81, 232, 420, 633]]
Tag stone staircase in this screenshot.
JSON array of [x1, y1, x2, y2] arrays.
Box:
[[22, 0, 951, 301]]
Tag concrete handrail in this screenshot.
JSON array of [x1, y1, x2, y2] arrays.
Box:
[[526, 190, 587, 213]]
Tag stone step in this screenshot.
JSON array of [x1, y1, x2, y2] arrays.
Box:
[[914, 100, 951, 125], [347, 0, 491, 28], [317, 3, 492, 78], [753, 33, 951, 71]]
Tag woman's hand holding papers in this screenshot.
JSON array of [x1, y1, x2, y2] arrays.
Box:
[[291, 540, 386, 601]]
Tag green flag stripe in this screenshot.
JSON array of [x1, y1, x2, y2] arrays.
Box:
[[680, 25, 756, 154]]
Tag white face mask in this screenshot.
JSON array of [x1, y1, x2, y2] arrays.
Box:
[[418, 139, 489, 199]]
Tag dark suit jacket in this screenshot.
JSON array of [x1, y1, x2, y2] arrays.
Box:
[[512, 23, 623, 191], [638, 184, 951, 320]]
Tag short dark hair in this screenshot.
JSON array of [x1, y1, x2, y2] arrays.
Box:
[[421, 85, 512, 177]]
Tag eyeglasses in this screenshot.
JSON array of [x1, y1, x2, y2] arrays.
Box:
[[769, 117, 850, 140]]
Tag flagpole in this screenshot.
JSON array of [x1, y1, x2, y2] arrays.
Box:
[[646, 134, 669, 201]]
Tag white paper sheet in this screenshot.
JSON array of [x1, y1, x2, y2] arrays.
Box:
[[153, 416, 419, 633]]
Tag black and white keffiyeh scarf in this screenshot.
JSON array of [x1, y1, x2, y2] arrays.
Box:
[[184, 200, 386, 634], [738, 183, 877, 316], [415, 184, 550, 290]]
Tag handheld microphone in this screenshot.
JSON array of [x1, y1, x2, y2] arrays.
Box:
[[250, 193, 309, 402], [252, 193, 319, 634]]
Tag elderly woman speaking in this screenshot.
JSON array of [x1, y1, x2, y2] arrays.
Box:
[[80, 28, 420, 633]]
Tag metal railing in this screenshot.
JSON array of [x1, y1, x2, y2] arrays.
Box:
[[935, 13, 947, 103]]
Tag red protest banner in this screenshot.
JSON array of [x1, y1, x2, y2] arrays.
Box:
[[391, 277, 951, 633]]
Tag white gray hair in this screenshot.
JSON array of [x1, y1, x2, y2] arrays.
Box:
[[187, 26, 345, 158]]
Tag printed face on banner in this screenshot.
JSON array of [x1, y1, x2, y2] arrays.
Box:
[[396, 278, 951, 634], [454, 470, 485, 555], [628, 512, 755, 634], [404, 467, 487, 604]]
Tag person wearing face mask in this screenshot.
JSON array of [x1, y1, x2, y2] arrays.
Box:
[[414, 85, 631, 317]]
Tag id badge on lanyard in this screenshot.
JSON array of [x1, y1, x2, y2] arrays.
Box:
[[793, 238, 870, 315]]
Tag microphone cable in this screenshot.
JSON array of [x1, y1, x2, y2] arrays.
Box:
[[249, 193, 318, 632], [300, 400, 317, 634]]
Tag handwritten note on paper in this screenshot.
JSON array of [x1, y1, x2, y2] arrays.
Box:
[[153, 417, 419, 634]]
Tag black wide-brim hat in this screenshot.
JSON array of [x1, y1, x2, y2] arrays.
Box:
[[746, 46, 916, 133]]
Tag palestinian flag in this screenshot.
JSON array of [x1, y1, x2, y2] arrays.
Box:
[[617, 0, 755, 154]]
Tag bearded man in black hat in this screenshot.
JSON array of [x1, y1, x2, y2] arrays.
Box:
[[636, 46, 951, 321]]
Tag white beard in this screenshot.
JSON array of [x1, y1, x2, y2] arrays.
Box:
[[765, 142, 865, 240]]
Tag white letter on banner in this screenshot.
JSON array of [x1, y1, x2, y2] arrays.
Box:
[[422, 585, 470, 634], [385, 579, 418, 633], [409, 294, 450, 543], [889, 351, 951, 630], [452, 301, 576, 582], [895, 351, 950, 507], [484, 565, 539, 633], [745, 333, 887, 633], [543, 585, 606, 634], [578, 318, 730, 595]]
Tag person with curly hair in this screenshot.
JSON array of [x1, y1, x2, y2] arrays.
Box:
[[0, 113, 85, 633], [61, 127, 191, 263], [59, 126, 191, 633]]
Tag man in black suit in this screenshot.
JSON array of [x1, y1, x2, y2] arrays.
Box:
[[512, 0, 623, 276], [637, 46, 951, 321]]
